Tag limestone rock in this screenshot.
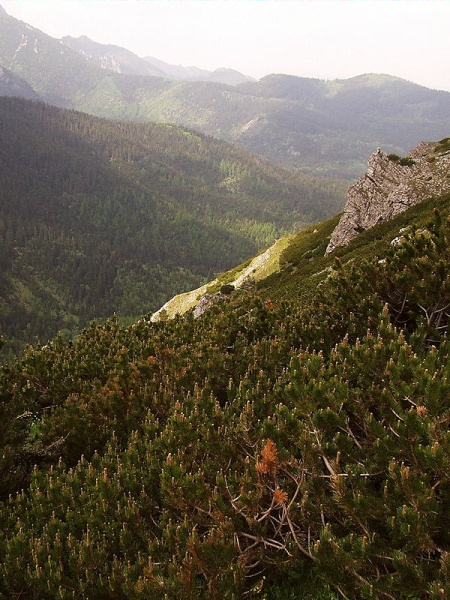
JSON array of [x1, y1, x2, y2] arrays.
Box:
[[325, 141, 450, 254], [193, 293, 225, 319]]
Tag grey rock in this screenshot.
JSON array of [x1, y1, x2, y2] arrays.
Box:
[[193, 294, 225, 319], [325, 141, 450, 254]]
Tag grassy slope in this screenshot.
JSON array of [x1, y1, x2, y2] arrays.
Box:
[[156, 191, 450, 321], [151, 237, 291, 320], [262, 191, 450, 303]]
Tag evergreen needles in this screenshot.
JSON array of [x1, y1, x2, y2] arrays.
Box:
[[0, 207, 449, 599]]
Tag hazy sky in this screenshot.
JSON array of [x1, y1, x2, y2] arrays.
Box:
[[2, 0, 450, 92]]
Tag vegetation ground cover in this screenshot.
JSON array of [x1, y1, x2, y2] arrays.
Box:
[[0, 96, 345, 359], [0, 199, 448, 599]]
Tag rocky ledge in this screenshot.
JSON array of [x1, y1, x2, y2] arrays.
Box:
[[325, 140, 450, 254]]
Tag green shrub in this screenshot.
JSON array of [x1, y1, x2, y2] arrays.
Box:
[[388, 153, 415, 166]]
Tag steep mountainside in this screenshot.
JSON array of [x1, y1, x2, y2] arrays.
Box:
[[0, 160, 448, 599], [61, 36, 167, 77], [0, 5, 105, 106], [326, 138, 450, 253], [0, 96, 345, 358], [0, 63, 39, 99], [150, 139, 450, 321], [1, 6, 450, 178]]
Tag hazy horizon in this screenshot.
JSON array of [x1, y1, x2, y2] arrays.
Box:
[[1, 0, 450, 92]]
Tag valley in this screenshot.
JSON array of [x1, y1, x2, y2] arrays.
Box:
[[0, 96, 345, 359], [0, 5, 449, 599], [1, 6, 450, 178]]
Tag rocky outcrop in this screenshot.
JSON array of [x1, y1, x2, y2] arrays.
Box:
[[150, 237, 289, 322], [193, 294, 225, 319], [325, 140, 450, 254]]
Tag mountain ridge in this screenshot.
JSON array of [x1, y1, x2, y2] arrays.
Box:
[[326, 139, 450, 253], [1, 6, 449, 178], [150, 139, 450, 321], [61, 35, 255, 85], [0, 95, 345, 358], [61, 35, 167, 77]]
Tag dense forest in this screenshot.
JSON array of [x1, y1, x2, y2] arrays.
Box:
[[0, 189, 448, 599], [0, 96, 345, 358], [0, 8, 449, 593], [2, 6, 450, 178]]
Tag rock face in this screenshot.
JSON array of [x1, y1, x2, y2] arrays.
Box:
[[325, 141, 450, 254], [193, 294, 225, 319]]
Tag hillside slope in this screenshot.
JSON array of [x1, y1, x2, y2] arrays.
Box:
[[0, 177, 448, 599], [0, 63, 40, 99], [150, 139, 450, 321], [0, 96, 345, 358], [1, 6, 450, 178]]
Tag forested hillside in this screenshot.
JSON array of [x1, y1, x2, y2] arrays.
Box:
[[1, 6, 448, 593], [1, 6, 450, 177], [0, 64, 39, 99], [0, 191, 448, 599], [0, 96, 345, 358]]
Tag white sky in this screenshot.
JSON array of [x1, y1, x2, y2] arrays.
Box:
[[1, 0, 450, 92]]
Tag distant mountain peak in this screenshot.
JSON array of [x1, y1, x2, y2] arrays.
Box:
[[61, 35, 166, 77], [144, 57, 254, 85], [346, 72, 403, 85], [60, 35, 253, 84]]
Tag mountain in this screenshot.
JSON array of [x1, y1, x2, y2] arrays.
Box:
[[144, 56, 255, 85], [0, 63, 40, 99], [0, 96, 345, 359], [0, 7, 88, 105], [60, 36, 254, 85], [144, 55, 212, 80], [61, 35, 166, 77], [0, 5, 113, 107], [0, 140, 448, 599], [201, 67, 255, 86], [231, 73, 450, 177], [1, 6, 449, 178]]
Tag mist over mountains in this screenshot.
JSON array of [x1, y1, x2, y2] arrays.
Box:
[[0, 5, 449, 598], [1, 5, 450, 178], [61, 35, 255, 86]]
